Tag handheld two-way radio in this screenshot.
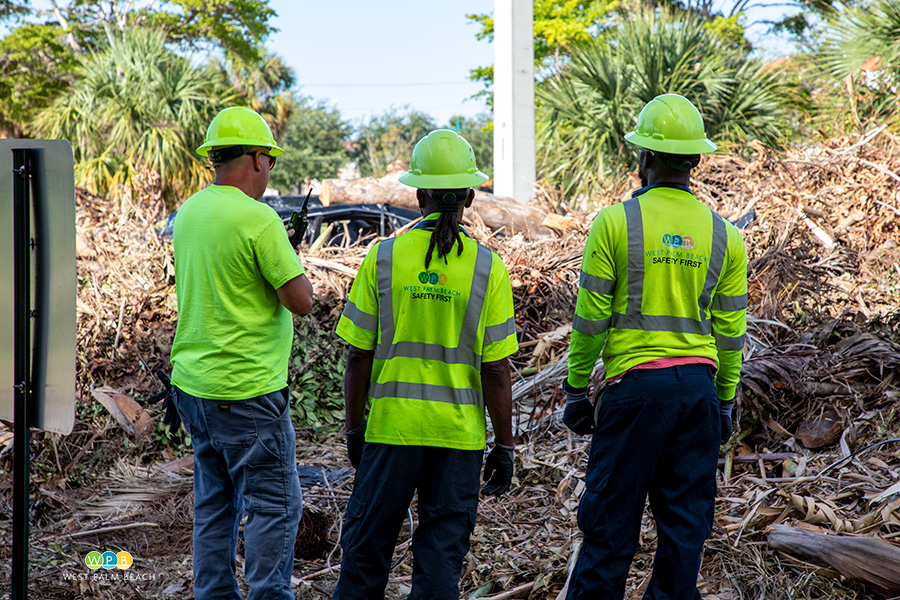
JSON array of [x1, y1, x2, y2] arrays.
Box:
[[288, 189, 312, 248]]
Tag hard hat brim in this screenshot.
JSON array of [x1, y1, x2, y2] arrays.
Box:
[[624, 131, 717, 154], [196, 138, 285, 157], [399, 170, 489, 189]]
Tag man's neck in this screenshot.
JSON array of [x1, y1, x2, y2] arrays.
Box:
[[647, 174, 690, 187], [214, 172, 257, 199]]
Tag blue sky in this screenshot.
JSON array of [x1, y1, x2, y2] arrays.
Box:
[[266, 0, 496, 128], [266, 1, 798, 128]]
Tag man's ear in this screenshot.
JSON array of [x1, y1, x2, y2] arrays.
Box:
[[638, 150, 650, 172], [416, 188, 428, 214], [465, 188, 475, 208]]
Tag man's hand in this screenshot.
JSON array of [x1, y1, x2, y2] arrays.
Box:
[[346, 419, 367, 469], [719, 401, 734, 444], [481, 444, 514, 496], [563, 381, 594, 435]]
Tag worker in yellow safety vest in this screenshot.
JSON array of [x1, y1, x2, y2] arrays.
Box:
[[333, 129, 519, 600], [562, 94, 748, 600]]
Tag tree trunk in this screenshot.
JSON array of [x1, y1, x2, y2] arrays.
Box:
[[767, 525, 900, 594], [321, 172, 554, 239]]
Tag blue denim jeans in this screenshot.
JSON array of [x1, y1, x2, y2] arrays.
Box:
[[567, 364, 720, 600], [174, 387, 302, 600]]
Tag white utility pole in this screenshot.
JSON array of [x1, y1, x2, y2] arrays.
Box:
[[493, 0, 535, 204]]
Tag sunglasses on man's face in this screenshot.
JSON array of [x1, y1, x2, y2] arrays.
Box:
[[249, 151, 276, 170]]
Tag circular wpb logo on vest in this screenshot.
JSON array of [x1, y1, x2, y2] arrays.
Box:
[[418, 271, 448, 286], [661, 233, 695, 250], [85, 550, 133, 570]]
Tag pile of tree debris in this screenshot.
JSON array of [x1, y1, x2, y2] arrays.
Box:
[[1, 130, 898, 599]]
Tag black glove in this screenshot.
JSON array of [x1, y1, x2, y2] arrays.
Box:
[[563, 381, 594, 435], [719, 401, 734, 444], [148, 370, 181, 434], [481, 444, 514, 496], [345, 420, 367, 469]]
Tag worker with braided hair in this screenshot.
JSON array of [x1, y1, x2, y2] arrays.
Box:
[[333, 129, 519, 599]]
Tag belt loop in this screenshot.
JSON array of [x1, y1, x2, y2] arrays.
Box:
[[673, 365, 683, 381]]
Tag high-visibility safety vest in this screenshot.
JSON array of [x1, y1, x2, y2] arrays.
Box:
[[567, 184, 748, 401], [336, 214, 518, 450]]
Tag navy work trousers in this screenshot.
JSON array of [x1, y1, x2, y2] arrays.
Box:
[[334, 443, 483, 600], [174, 387, 302, 600], [567, 364, 720, 600]]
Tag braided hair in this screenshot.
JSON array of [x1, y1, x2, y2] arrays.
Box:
[[424, 188, 468, 269]]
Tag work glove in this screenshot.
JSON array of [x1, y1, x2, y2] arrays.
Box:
[[147, 369, 181, 434], [719, 401, 734, 444], [482, 444, 514, 496], [562, 381, 594, 435], [345, 420, 367, 469]]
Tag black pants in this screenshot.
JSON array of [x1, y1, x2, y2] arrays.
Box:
[[334, 443, 483, 600], [567, 364, 720, 600]]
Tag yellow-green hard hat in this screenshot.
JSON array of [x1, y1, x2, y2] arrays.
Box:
[[399, 129, 489, 189], [625, 94, 717, 155], [196, 107, 284, 157]]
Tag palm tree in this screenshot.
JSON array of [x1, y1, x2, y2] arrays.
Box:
[[37, 27, 236, 206], [820, 0, 900, 129], [211, 49, 296, 141], [537, 7, 799, 200]]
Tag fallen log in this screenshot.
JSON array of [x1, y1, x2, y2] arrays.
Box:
[[767, 525, 900, 594], [321, 168, 554, 239]]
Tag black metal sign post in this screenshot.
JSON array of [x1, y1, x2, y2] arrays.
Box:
[[12, 148, 34, 600]]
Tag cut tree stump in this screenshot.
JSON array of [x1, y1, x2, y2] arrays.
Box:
[[321, 169, 555, 239], [767, 525, 900, 594]]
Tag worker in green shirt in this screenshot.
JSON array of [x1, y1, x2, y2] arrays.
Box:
[[170, 107, 313, 600], [562, 94, 748, 600], [333, 129, 519, 600]]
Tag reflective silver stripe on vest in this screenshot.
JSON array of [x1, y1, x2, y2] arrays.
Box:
[[623, 199, 644, 315], [388, 341, 477, 366], [715, 332, 746, 351], [611, 313, 712, 336], [573, 315, 611, 337], [370, 381, 483, 406], [458, 245, 494, 368], [342, 300, 378, 332], [579, 270, 615, 295], [372, 239, 493, 404], [485, 316, 516, 344], [698, 213, 728, 321], [375, 239, 397, 359], [710, 293, 748, 312]]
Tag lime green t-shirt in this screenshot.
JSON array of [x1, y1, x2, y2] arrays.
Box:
[[170, 185, 304, 400]]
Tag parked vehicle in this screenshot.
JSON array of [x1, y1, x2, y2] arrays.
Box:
[[160, 194, 420, 247]]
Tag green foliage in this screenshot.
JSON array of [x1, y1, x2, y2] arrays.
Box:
[[36, 27, 236, 204], [268, 96, 352, 194], [0, 23, 78, 137], [822, 0, 900, 80], [18, 0, 278, 62], [467, 0, 619, 93], [783, 0, 900, 135], [446, 113, 494, 178], [537, 7, 800, 200], [210, 47, 296, 140], [287, 301, 347, 429], [139, 0, 276, 62], [354, 107, 437, 177]]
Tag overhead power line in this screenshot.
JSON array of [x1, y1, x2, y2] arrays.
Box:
[[300, 81, 473, 88]]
